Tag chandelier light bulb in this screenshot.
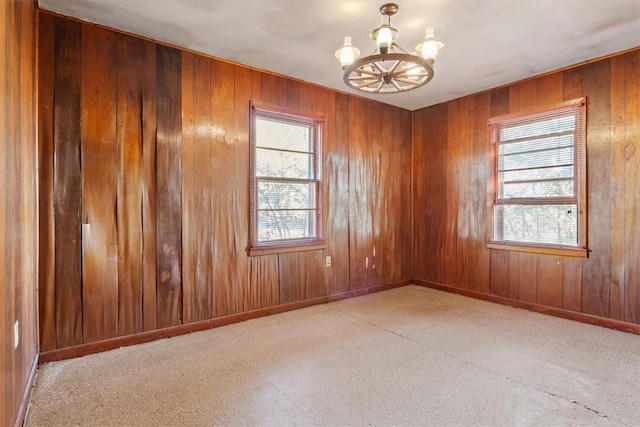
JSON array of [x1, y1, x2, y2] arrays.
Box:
[[335, 36, 361, 69], [417, 27, 444, 61], [376, 26, 393, 53]]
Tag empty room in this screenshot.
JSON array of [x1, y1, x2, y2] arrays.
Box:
[[2, 0, 640, 425]]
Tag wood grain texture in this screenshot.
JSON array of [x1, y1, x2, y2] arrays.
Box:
[[155, 45, 183, 328], [537, 255, 563, 308], [141, 41, 158, 331], [562, 257, 582, 312], [233, 65, 252, 311], [429, 105, 448, 286], [581, 60, 610, 317], [623, 50, 640, 324], [455, 97, 472, 289], [2, 1, 38, 425], [474, 92, 492, 294], [38, 12, 56, 352], [381, 106, 412, 284], [508, 252, 519, 299], [518, 253, 537, 303], [116, 35, 144, 336], [53, 19, 83, 347], [349, 97, 382, 290], [490, 251, 509, 297], [180, 52, 197, 323], [81, 25, 119, 343], [444, 100, 460, 286], [327, 92, 351, 294], [210, 59, 237, 317], [608, 55, 626, 321]]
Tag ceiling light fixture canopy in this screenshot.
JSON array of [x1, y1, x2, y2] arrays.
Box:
[[335, 3, 443, 94]]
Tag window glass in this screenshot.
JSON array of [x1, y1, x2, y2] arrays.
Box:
[[488, 98, 586, 256], [250, 106, 324, 252]]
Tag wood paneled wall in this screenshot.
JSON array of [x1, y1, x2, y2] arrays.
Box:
[[37, 14, 413, 351], [413, 48, 640, 326], [1, 0, 38, 425]]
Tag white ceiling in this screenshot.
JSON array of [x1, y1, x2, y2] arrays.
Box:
[[38, 0, 640, 111]]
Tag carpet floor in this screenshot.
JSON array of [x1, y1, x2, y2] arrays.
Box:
[[26, 285, 640, 426]]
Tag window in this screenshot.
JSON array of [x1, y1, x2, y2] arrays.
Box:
[[249, 103, 324, 255], [487, 98, 587, 257]]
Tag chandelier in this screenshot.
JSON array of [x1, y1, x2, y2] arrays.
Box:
[[334, 3, 443, 94]]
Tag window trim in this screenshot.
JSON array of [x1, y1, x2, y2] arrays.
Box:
[[486, 97, 587, 258], [249, 102, 325, 256]]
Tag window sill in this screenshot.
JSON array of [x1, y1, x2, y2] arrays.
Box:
[[487, 242, 588, 258], [249, 241, 327, 257]]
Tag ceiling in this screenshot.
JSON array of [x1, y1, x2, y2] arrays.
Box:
[[38, 0, 640, 111]]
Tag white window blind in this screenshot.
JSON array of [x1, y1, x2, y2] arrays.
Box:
[[488, 98, 586, 254]]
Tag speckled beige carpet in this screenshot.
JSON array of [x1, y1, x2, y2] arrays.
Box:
[[26, 285, 640, 426]]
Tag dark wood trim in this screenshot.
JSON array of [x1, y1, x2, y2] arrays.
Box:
[[39, 279, 411, 363], [414, 280, 640, 335], [15, 354, 39, 427]]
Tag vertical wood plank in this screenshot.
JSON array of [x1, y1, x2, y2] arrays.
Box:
[[155, 45, 183, 328], [20, 0, 38, 400], [474, 92, 492, 293], [81, 25, 119, 342], [608, 54, 626, 320], [141, 41, 158, 331], [466, 95, 480, 291], [180, 53, 195, 322], [444, 100, 460, 286], [508, 252, 519, 299], [623, 50, 640, 323], [537, 73, 564, 106], [563, 67, 583, 100], [349, 98, 378, 289], [430, 105, 448, 285], [53, 19, 83, 347], [563, 257, 582, 312], [490, 250, 509, 297], [381, 106, 411, 284], [37, 13, 56, 351], [518, 253, 537, 303], [305, 85, 330, 297], [537, 255, 563, 308], [211, 59, 238, 317], [2, 1, 38, 423], [233, 65, 252, 311], [180, 52, 197, 323], [327, 92, 351, 294], [278, 253, 300, 304], [1, 3, 8, 420], [581, 60, 611, 317], [412, 109, 427, 281], [194, 55, 214, 321], [456, 97, 471, 289], [116, 35, 144, 336]]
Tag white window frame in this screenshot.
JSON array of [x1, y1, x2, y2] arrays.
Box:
[[487, 97, 587, 257], [249, 102, 325, 256]]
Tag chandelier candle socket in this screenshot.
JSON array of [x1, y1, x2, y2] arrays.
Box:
[[334, 3, 443, 94]]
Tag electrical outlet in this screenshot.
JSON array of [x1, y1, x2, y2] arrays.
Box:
[[325, 256, 332, 267], [14, 321, 19, 349]]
